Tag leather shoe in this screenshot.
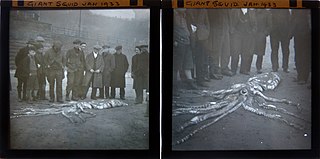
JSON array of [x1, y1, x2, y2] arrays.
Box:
[[257, 69, 263, 74], [184, 79, 198, 90], [197, 81, 210, 87], [210, 74, 223, 80], [221, 70, 233, 77], [283, 69, 289, 73], [240, 71, 250, 75]]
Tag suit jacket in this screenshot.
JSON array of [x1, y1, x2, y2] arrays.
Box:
[[102, 52, 115, 86], [111, 52, 129, 88], [132, 51, 149, 89], [66, 47, 85, 73], [83, 52, 104, 88], [14, 46, 29, 79]]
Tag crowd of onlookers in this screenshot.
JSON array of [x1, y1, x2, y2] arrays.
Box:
[[14, 37, 149, 105], [173, 9, 311, 93]]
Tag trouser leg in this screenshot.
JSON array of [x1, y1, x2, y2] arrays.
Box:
[[120, 88, 125, 99], [91, 87, 97, 99], [110, 87, 116, 98], [104, 86, 110, 98], [256, 55, 263, 70], [281, 39, 290, 70], [270, 35, 280, 71]]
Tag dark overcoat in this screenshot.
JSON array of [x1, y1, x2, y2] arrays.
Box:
[[83, 52, 104, 88], [14, 46, 29, 79], [254, 9, 272, 55], [132, 51, 149, 89], [111, 53, 129, 88], [102, 52, 115, 87]]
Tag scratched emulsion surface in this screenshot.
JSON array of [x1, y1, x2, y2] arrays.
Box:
[[172, 37, 311, 150], [10, 73, 149, 149]]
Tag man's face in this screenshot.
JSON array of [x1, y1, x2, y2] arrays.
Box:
[[74, 43, 80, 49], [38, 47, 44, 53], [116, 49, 122, 54], [53, 45, 62, 53], [135, 48, 140, 54], [29, 50, 36, 56], [81, 44, 87, 50], [94, 48, 100, 53]]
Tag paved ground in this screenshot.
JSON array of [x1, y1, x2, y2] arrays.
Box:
[[172, 37, 312, 150]]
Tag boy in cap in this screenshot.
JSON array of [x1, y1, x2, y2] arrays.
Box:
[[65, 39, 86, 101], [82, 45, 104, 100], [25, 46, 40, 103], [110, 45, 129, 100]]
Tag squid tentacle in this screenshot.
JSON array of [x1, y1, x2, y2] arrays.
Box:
[[172, 101, 230, 116], [173, 103, 243, 145], [242, 105, 304, 130], [177, 96, 246, 132], [254, 91, 300, 109], [255, 100, 310, 123]]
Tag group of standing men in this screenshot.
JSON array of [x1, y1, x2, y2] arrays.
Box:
[[14, 38, 149, 104], [173, 9, 311, 92]]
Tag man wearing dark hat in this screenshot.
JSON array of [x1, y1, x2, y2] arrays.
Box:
[[102, 46, 115, 99], [65, 39, 86, 101], [132, 45, 149, 104], [110, 45, 129, 100], [14, 39, 36, 101], [82, 45, 104, 100], [44, 41, 65, 103]]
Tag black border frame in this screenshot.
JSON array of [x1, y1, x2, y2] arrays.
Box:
[[0, 0, 160, 158], [161, 3, 320, 159]]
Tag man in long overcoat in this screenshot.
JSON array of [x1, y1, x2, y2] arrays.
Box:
[[132, 45, 149, 104], [187, 9, 210, 87], [270, 9, 292, 73], [206, 9, 233, 78], [44, 41, 65, 103], [65, 39, 86, 101], [82, 45, 104, 100], [110, 45, 129, 100], [253, 9, 272, 74], [102, 46, 115, 99], [230, 8, 257, 75], [15, 39, 35, 101]]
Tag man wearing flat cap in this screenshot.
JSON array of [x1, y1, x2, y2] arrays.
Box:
[[44, 41, 65, 103], [82, 45, 104, 100], [65, 39, 86, 101], [132, 45, 149, 104], [14, 39, 36, 102], [110, 45, 129, 100]]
